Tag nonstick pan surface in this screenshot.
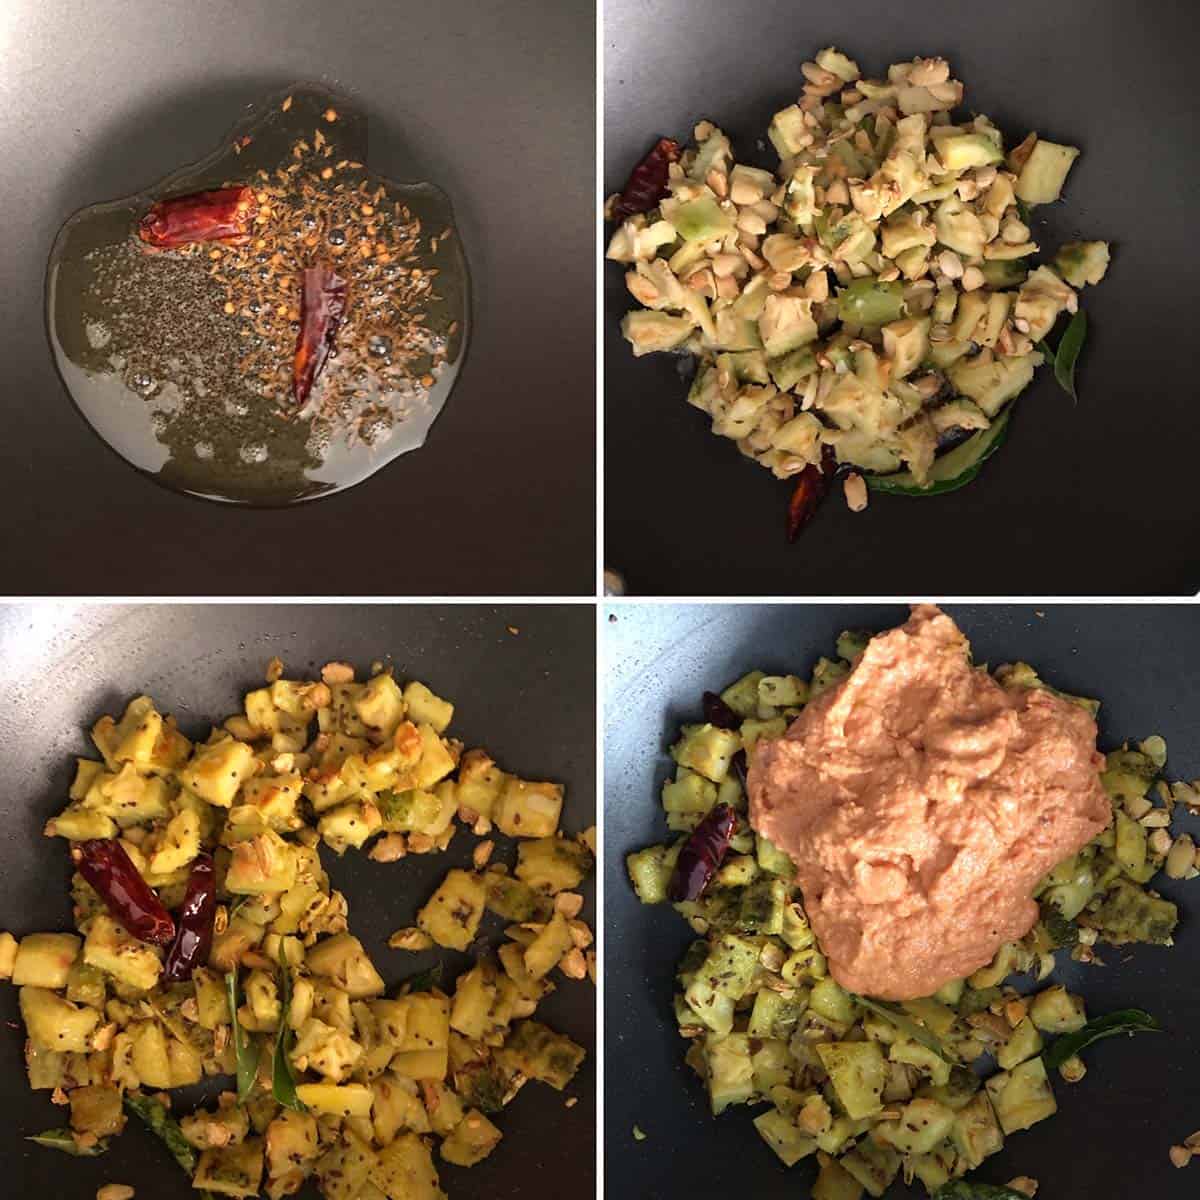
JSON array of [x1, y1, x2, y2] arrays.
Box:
[[0, 0, 595, 595], [0, 602, 595, 1197], [603, 0, 1200, 596], [604, 602, 1200, 1198]]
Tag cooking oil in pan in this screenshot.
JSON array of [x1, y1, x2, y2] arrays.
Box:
[[47, 84, 469, 505]]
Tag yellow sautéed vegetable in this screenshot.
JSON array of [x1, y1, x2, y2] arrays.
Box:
[[627, 632, 1194, 1197], [0, 660, 594, 1199]]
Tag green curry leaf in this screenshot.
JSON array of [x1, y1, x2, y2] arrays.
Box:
[[226, 970, 259, 1101], [123, 1093, 198, 1174], [272, 945, 307, 1111], [853, 995, 959, 1064], [27, 1128, 109, 1156], [1042, 1007, 1161, 1070], [1037, 310, 1088, 400]]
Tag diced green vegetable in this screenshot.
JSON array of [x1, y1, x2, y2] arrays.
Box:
[[837, 278, 906, 326], [984, 1057, 1057, 1134], [816, 1041, 887, 1119], [1015, 139, 1080, 205]]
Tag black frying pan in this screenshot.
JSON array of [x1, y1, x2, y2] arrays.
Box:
[[603, 0, 1200, 596], [0, 0, 595, 595], [0, 603, 595, 1197], [604, 602, 1200, 1198]]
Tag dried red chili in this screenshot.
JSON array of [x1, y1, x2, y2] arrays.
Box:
[[702, 690, 740, 731], [138, 186, 257, 248], [162, 852, 216, 983], [293, 264, 348, 412], [667, 802, 737, 903], [73, 839, 176, 946], [786, 446, 838, 542], [611, 137, 680, 221]]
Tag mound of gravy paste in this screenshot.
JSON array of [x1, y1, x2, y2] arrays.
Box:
[[748, 605, 1111, 1000]]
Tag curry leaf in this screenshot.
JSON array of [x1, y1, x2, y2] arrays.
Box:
[[1042, 1007, 1161, 1070], [272, 945, 306, 1111], [853, 995, 959, 1064], [933, 1182, 1031, 1200], [226, 970, 259, 1101], [27, 1128, 109, 1156], [1015, 197, 1032, 226], [1052, 310, 1087, 399], [1038, 310, 1088, 400], [123, 1093, 198, 1174]]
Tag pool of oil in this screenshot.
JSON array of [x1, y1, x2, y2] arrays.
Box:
[[46, 84, 469, 505]]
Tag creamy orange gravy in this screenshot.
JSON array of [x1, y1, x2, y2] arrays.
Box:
[[748, 605, 1111, 1000]]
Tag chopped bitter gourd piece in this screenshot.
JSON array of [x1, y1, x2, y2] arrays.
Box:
[[369, 1132, 445, 1200], [83, 914, 162, 992], [193, 1137, 266, 1198], [306, 934, 385, 999], [226, 830, 297, 894], [735, 875, 786, 935], [1054, 240, 1110, 287], [671, 724, 742, 783], [178, 736, 258, 808], [816, 1041, 887, 1119], [985, 1057, 1057, 1133], [1015, 138, 1080, 204], [440, 1110, 502, 1166], [874, 1097, 956, 1155], [515, 837, 594, 894], [996, 1016, 1044, 1069], [626, 844, 679, 904], [11, 932, 81, 989], [689, 934, 761, 1001], [951, 1091, 1004, 1168], [294, 1082, 374, 1117], [1028, 986, 1086, 1034], [621, 311, 695, 356], [808, 978, 857, 1025], [705, 1032, 755, 1114], [1090, 879, 1177, 945], [401, 681, 453, 733], [315, 1134, 377, 1200], [662, 768, 718, 820], [497, 1021, 585, 1091], [492, 778, 564, 838], [720, 672, 767, 717], [812, 1156, 866, 1200], [523, 911, 575, 980], [1101, 749, 1157, 803], [840, 1136, 902, 1197], [483, 871, 554, 922], [756, 834, 797, 880], [417, 870, 487, 952], [753, 1108, 817, 1166], [748, 988, 809, 1040], [19, 986, 100, 1053]]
